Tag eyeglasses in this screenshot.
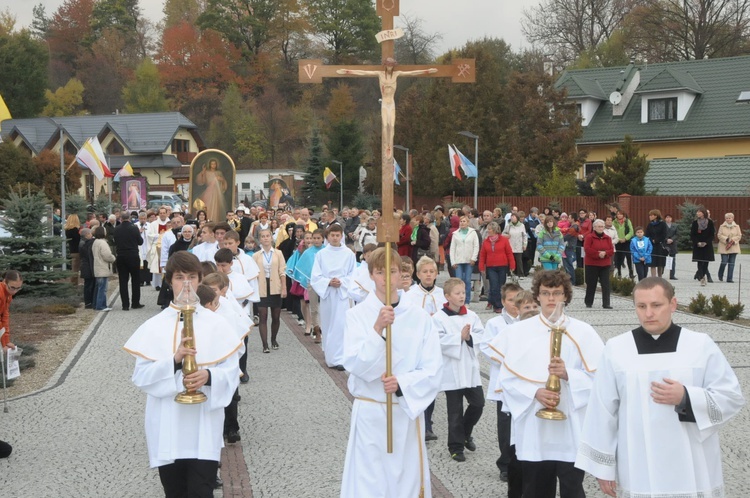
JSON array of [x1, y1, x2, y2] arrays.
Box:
[[539, 291, 564, 298], [8, 284, 22, 291]]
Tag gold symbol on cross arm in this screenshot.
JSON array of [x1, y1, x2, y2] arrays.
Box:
[[303, 64, 318, 80], [457, 64, 471, 78], [381, 0, 396, 11]]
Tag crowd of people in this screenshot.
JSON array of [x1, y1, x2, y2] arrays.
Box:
[[2, 198, 745, 498]]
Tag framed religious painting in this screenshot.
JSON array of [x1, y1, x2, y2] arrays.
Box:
[[189, 149, 236, 222], [267, 177, 296, 210], [121, 177, 147, 212]]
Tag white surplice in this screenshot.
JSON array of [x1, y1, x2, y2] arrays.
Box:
[[492, 313, 604, 462], [123, 304, 243, 467], [432, 308, 485, 391], [226, 270, 253, 306], [401, 284, 445, 316], [480, 310, 518, 402], [191, 241, 219, 263], [311, 244, 356, 367], [215, 296, 252, 356], [347, 261, 375, 304], [575, 327, 745, 497], [341, 292, 443, 498], [232, 251, 260, 302]]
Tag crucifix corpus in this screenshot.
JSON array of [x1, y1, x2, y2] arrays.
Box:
[[299, 0, 475, 454]]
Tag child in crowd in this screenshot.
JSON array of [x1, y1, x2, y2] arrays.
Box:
[[244, 237, 258, 255], [630, 226, 653, 281], [215, 248, 253, 311], [294, 229, 325, 341], [432, 277, 486, 463], [400, 256, 414, 292], [402, 255, 446, 442], [348, 243, 378, 304], [480, 282, 522, 485], [514, 290, 538, 320]]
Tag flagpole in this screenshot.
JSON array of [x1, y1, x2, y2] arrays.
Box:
[[458, 131, 479, 209], [332, 160, 343, 212], [59, 126, 67, 271], [393, 145, 409, 211]]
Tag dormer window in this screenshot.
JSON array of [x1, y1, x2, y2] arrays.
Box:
[[648, 98, 677, 121]]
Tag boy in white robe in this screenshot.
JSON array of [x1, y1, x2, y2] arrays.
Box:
[[432, 277, 486, 462], [401, 256, 445, 441], [311, 224, 356, 369], [341, 247, 443, 498], [575, 277, 745, 498], [347, 243, 377, 304], [192, 223, 220, 263], [123, 252, 242, 497], [215, 248, 253, 310], [490, 270, 604, 498], [479, 282, 521, 486]]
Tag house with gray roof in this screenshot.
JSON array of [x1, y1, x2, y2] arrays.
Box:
[[1, 112, 205, 197], [555, 56, 750, 196]]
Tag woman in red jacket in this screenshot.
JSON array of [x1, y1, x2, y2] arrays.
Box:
[[583, 219, 614, 309], [397, 213, 412, 257], [479, 222, 515, 313]]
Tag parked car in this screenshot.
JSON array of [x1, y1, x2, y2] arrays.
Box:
[[147, 199, 185, 213]]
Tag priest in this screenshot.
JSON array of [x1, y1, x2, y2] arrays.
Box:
[[575, 277, 745, 497], [490, 270, 604, 498], [340, 247, 442, 498]]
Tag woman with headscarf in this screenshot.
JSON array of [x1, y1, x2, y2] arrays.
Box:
[[168, 224, 196, 256], [443, 215, 460, 277], [278, 222, 301, 314], [691, 207, 715, 285]]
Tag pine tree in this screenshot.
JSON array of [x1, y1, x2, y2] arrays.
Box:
[[325, 120, 364, 204], [676, 200, 701, 252], [594, 135, 653, 200], [302, 127, 325, 206], [0, 189, 74, 297]]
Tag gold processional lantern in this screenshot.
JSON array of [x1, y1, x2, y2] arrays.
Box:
[[174, 281, 207, 404], [536, 302, 567, 421]]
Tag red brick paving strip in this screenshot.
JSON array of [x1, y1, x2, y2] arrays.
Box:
[[221, 441, 253, 498], [281, 312, 455, 498]]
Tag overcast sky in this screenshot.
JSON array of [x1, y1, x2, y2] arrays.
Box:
[[1, 0, 541, 54]]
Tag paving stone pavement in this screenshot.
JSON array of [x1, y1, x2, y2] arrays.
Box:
[[0, 265, 747, 497]]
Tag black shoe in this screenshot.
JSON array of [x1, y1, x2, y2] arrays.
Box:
[[451, 452, 466, 462], [719, 276, 724, 282], [425, 430, 438, 441], [707, 275, 714, 283], [271, 341, 279, 350], [499, 471, 509, 482], [585, 304, 592, 308], [727, 280, 734, 283], [603, 305, 613, 309], [155, 286, 161, 291], [122, 307, 130, 311], [670, 277, 678, 280], [464, 437, 476, 451], [226, 430, 241, 443], [213, 477, 223, 489], [335, 365, 345, 371], [84, 304, 93, 309], [263, 347, 270, 353], [240, 372, 249, 384], [132, 304, 145, 309]]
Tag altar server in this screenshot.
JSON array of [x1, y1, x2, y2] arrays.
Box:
[[340, 247, 442, 498], [401, 256, 444, 316], [123, 252, 242, 497], [311, 224, 356, 369], [348, 243, 377, 304]]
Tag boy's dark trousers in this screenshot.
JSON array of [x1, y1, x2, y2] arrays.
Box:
[[224, 388, 240, 436], [445, 386, 484, 454], [158, 458, 218, 498], [635, 261, 648, 281]]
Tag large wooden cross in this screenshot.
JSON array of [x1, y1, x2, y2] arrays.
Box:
[[299, 0, 475, 455]]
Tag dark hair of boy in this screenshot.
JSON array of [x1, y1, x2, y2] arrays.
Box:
[[196, 284, 217, 307], [214, 248, 234, 264], [165, 251, 203, 286], [223, 230, 240, 242], [326, 223, 344, 235], [201, 261, 217, 275]]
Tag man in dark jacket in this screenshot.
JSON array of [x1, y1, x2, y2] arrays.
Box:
[[113, 212, 144, 310], [79, 228, 96, 308]]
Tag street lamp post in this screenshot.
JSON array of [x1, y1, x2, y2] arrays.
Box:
[[59, 126, 67, 270], [393, 144, 409, 212], [331, 160, 343, 212], [457, 131, 479, 209]]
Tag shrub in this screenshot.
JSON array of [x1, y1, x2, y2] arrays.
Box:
[[618, 277, 635, 296], [709, 295, 730, 317], [575, 267, 585, 286], [610, 275, 622, 293], [722, 303, 745, 321], [31, 303, 77, 315], [688, 293, 708, 314]]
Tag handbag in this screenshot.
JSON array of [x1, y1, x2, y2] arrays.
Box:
[[289, 280, 305, 297]]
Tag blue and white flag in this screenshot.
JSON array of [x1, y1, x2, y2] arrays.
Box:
[[453, 145, 478, 178], [394, 158, 402, 185]]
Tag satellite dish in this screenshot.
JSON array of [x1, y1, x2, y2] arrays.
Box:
[[609, 91, 622, 105]]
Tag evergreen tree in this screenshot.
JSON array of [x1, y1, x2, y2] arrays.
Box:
[[302, 127, 325, 205], [0, 189, 73, 297], [676, 200, 701, 252], [594, 135, 653, 200], [325, 120, 364, 204], [0, 142, 40, 202], [66, 194, 89, 221]]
